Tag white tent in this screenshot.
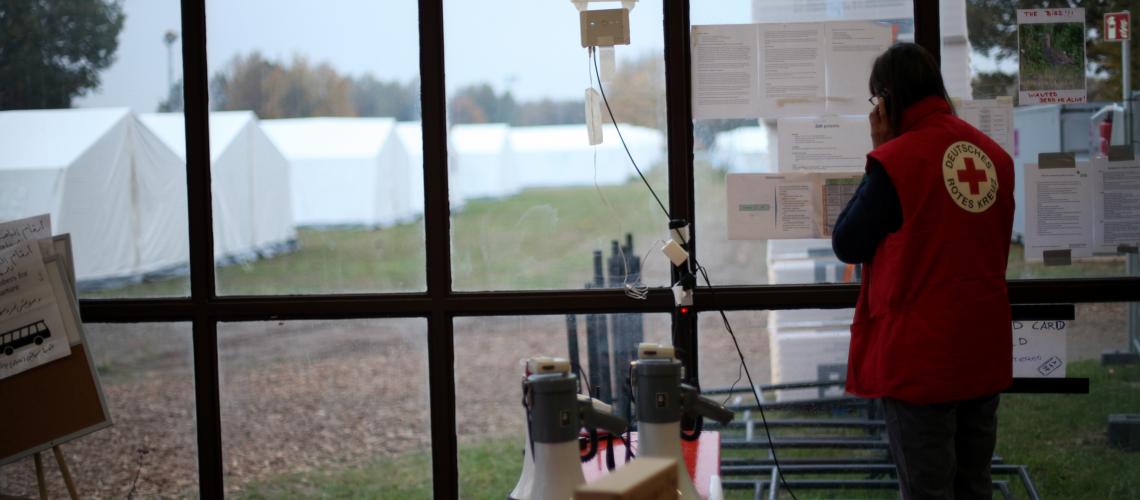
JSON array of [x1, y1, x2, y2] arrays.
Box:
[[140, 111, 296, 262], [395, 121, 466, 213], [449, 123, 519, 199], [711, 125, 771, 172], [0, 108, 188, 285], [508, 123, 665, 188], [262, 117, 412, 227]]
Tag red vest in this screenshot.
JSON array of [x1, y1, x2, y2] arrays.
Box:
[[845, 96, 1015, 404]]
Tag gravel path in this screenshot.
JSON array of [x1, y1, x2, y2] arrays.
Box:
[[0, 302, 1130, 498]]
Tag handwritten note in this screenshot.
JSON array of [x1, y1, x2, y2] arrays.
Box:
[[0, 214, 52, 250], [0, 241, 70, 379], [1016, 8, 1087, 105], [1012, 320, 1066, 378]]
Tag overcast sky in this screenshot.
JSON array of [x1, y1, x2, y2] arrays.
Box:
[[77, 0, 754, 111]]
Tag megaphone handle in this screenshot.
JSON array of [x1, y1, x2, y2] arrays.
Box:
[[580, 426, 599, 463], [681, 414, 703, 441], [604, 433, 616, 470]]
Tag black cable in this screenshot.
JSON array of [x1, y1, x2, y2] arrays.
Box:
[[696, 266, 799, 500], [591, 49, 671, 221], [722, 360, 744, 407], [591, 49, 800, 500]]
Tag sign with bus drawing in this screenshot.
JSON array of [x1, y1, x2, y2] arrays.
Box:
[[0, 240, 70, 379]]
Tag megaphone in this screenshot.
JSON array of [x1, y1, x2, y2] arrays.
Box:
[[509, 358, 542, 500], [631, 343, 734, 499], [520, 356, 628, 500]]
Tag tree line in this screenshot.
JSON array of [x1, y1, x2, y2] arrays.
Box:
[[197, 51, 664, 129], [6, 1, 1135, 120]]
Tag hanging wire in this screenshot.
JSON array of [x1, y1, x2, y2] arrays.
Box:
[[590, 46, 801, 500]]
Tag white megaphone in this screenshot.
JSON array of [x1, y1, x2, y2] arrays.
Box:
[[631, 343, 734, 500], [509, 358, 542, 500], [519, 356, 628, 500]]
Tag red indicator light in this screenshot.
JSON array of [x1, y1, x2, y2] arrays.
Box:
[[680, 307, 690, 314]]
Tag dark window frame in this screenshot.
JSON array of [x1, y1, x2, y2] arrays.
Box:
[[70, 1, 1140, 497]]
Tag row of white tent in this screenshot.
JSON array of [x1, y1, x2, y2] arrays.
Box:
[[0, 108, 665, 286]]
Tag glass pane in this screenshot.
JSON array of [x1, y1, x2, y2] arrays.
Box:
[[702, 304, 1139, 499], [218, 319, 430, 496], [0, 1, 189, 298], [0, 323, 196, 498], [446, 1, 670, 291], [453, 313, 669, 497], [198, 0, 425, 295], [948, 2, 1136, 280], [691, 2, 913, 286]]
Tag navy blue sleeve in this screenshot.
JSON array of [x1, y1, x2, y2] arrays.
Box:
[[831, 160, 903, 264]]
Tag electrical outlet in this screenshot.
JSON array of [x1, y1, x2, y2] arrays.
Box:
[[580, 8, 630, 47]]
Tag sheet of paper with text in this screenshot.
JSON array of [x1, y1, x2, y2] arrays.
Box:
[[1023, 162, 1094, 260], [0, 241, 72, 379]]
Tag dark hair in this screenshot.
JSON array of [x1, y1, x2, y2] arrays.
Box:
[[868, 43, 954, 136]]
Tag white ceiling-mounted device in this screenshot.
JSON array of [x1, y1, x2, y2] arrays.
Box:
[[572, 0, 636, 47]]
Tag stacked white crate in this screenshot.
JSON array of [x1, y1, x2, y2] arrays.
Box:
[[767, 239, 854, 401]]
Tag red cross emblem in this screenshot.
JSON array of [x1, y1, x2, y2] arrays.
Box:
[[957, 157, 989, 195]]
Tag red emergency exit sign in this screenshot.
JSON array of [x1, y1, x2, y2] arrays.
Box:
[[1105, 12, 1130, 41]]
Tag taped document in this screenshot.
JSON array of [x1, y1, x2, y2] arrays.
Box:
[[1089, 155, 1140, 253], [1017, 8, 1087, 105], [954, 97, 1014, 156], [691, 24, 761, 119], [825, 21, 893, 115], [1012, 319, 1067, 377], [691, 21, 891, 120], [777, 115, 871, 172], [1023, 160, 1094, 261], [752, 0, 911, 23], [726, 172, 862, 240], [758, 23, 827, 118]]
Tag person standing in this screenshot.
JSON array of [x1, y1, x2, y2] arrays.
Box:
[[832, 43, 1015, 500]]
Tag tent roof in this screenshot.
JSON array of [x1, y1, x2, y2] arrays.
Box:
[[139, 111, 255, 161], [450, 123, 510, 153], [714, 125, 769, 153], [0, 108, 131, 170], [395, 122, 424, 154], [262, 117, 397, 159], [509, 123, 660, 152]]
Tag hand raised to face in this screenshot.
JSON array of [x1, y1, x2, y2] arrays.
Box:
[[869, 97, 893, 149]]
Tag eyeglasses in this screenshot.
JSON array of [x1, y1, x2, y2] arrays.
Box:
[[868, 95, 883, 106]]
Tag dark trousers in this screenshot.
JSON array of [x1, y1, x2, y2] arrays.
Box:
[[882, 394, 1000, 500]]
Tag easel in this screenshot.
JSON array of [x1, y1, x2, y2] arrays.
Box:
[[30, 445, 79, 500]]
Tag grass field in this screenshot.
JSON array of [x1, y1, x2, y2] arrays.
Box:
[[65, 164, 1136, 498], [228, 360, 1139, 499], [88, 167, 669, 298], [86, 163, 1127, 300]]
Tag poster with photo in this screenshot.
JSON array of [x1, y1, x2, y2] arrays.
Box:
[[1017, 8, 1087, 105]]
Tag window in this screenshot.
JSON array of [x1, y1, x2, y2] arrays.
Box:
[[0, 324, 196, 498], [445, 0, 671, 291], [0, 0, 189, 298], [204, 0, 426, 295], [453, 313, 670, 496], [218, 319, 430, 495], [946, 2, 1136, 280], [5, 2, 1132, 498], [691, 1, 914, 286]]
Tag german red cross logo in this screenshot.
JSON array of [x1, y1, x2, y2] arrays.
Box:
[[942, 141, 999, 213]]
